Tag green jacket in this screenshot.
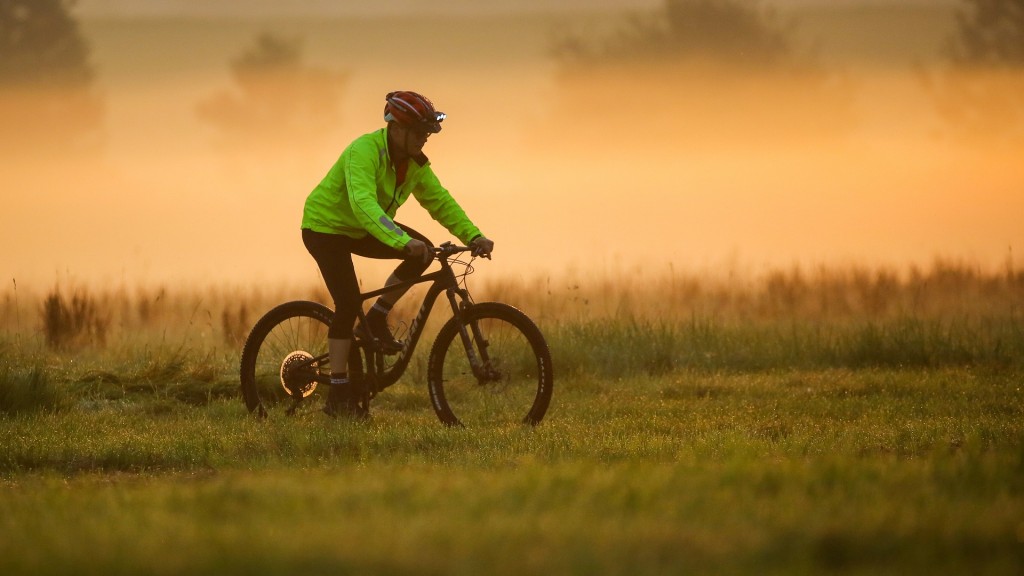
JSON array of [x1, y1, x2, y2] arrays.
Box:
[[301, 127, 482, 250]]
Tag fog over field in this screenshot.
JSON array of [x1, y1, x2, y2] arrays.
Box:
[[2, 0, 1020, 290]]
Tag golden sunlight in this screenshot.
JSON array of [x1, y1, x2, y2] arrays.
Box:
[[2, 1, 1021, 291]]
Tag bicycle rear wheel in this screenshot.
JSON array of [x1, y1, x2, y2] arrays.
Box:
[[239, 300, 333, 416], [427, 302, 553, 427]]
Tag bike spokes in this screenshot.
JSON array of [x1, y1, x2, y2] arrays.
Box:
[[240, 302, 332, 415], [428, 303, 553, 427]]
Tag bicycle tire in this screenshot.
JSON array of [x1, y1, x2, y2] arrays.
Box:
[[426, 302, 553, 427], [239, 300, 339, 416]]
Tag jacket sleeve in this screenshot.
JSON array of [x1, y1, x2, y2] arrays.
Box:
[[344, 140, 410, 250], [412, 166, 482, 245]]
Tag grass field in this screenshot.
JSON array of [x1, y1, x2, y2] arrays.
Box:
[[1, 264, 1022, 574], [0, 368, 1022, 575]]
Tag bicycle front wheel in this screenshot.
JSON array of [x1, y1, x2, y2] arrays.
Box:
[[239, 300, 332, 417], [427, 302, 553, 427]]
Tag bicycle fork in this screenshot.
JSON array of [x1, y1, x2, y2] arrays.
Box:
[[447, 290, 496, 383]]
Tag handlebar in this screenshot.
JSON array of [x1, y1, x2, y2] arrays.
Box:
[[433, 241, 490, 260]]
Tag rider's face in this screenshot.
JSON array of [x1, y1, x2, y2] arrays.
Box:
[[395, 124, 431, 156]]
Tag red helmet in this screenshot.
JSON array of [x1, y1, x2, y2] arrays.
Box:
[[383, 91, 445, 133]]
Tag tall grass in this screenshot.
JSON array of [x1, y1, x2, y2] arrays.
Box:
[[0, 362, 66, 415], [485, 258, 1023, 324], [40, 288, 109, 349], [1, 259, 1021, 394], [492, 259, 1024, 375]]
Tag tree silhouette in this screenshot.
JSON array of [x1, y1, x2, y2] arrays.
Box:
[[0, 0, 92, 87], [929, 0, 1024, 140], [197, 32, 348, 150], [555, 0, 794, 70], [0, 0, 102, 152], [949, 0, 1024, 67], [548, 0, 851, 149]]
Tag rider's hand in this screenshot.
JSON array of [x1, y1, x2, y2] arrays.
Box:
[[470, 236, 494, 259], [403, 238, 432, 264]]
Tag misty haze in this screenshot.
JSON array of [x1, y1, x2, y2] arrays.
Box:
[[2, 0, 1022, 291]]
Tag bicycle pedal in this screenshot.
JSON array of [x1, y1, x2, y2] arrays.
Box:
[[381, 341, 405, 354]]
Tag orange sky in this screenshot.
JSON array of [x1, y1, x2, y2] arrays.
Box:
[[2, 5, 1022, 290]]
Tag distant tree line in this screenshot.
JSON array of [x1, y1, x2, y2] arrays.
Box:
[[0, 0, 101, 152], [549, 0, 843, 147], [950, 0, 1024, 67], [554, 0, 1024, 71], [933, 0, 1024, 139], [554, 0, 799, 70], [3, 0, 1018, 152], [0, 0, 93, 87], [550, 0, 1023, 144], [0, 3, 347, 154]]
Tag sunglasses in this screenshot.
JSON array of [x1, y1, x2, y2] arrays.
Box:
[[412, 112, 446, 136]]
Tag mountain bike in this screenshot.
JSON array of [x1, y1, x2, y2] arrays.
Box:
[[239, 242, 553, 427]]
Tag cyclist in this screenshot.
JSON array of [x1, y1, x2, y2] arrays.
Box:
[[301, 90, 494, 418]]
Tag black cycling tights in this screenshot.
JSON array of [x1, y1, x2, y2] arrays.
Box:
[[302, 226, 432, 339]]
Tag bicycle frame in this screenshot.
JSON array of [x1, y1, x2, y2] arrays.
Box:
[[356, 255, 464, 364], [307, 243, 487, 390]]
